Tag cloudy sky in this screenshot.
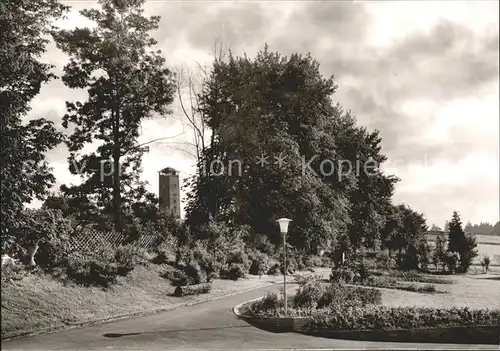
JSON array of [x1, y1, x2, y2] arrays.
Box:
[[28, 0, 499, 228]]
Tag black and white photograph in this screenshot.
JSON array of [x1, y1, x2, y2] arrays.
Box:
[[1, 0, 499, 350]]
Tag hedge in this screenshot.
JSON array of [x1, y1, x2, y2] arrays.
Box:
[[306, 306, 500, 331], [174, 283, 212, 297]]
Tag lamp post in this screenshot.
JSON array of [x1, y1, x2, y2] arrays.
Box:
[[276, 218, 292, 315]]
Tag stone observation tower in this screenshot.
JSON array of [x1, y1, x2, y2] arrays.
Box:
[[158, 167, 181, 219]]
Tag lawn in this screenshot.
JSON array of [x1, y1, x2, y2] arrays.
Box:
[[312, 268, 500, 310], [379, 273, 500, 310]]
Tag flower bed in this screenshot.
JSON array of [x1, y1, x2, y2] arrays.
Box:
[[235, 276, 500, 344]]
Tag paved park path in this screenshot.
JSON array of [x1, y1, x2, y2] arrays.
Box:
[[2, 283, 498, 350]]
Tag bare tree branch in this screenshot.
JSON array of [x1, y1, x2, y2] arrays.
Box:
[[121, 132, 185, 156]]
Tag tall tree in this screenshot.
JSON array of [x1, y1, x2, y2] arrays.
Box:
[[53, 0, 176, 232], [0, 0, 67, 252], [185, 46, 398, 253], [447, 211, 478, 272], [186, 47, 353, 252], [448, 211, 464, 253]]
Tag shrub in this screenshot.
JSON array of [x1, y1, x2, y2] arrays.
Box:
[[27, 210, 74, 270], [293, 280, 326, 309], [192, 243, 220, 281], [174, 282, 212, 296], [295, 274, 323, 286], [375, 254, 396, 270], [246, 280, 382, 317], [295, 255, 306, 271], [267, 263, 280, 275], [278, 253, 297, 274], [64, 247, 119, 288], [320, 255, 332, 268], [226, 249, 251, 271], [162, 267, 190, 286], [220, 263, 246, 280], [249, 252, 270, 276], [115, 244, 147, 276], [330, 267, 355, 284], [307, 306, 500, 331], [481, 256, 491, 274], [305, 256, 324, 268], [393, 271, 454, 284], [420, 284, 436, 293], [443, 251, 459, 274], [184, 260, 208, 285], [244, 292, 285, 316], [1, 261, 28, 283], [317, 284, 382, 309]]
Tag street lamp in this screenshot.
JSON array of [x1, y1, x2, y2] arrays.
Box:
[[276, 218, 292, 315]]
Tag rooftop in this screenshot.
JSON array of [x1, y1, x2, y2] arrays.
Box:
[[159, 167, 178, 174]]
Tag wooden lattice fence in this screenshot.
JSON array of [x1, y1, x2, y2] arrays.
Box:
[[68, 229, 164, 253]]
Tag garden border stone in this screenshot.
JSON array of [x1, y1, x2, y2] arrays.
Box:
[[233, 297, 500, 344]]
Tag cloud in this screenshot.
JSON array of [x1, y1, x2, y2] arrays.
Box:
[[24, 0, 499, 226]]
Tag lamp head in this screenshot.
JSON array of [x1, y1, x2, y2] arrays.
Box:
[[276, 218, 292, 234]]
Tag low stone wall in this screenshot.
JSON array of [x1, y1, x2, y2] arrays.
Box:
[[303, 326, 500, 345], [233, 298, 500, 344], [233, 297, 312, 333]]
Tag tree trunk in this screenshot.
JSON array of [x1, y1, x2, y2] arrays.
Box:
[[26, 243, 39, 267], [112, 108, 122, 233]]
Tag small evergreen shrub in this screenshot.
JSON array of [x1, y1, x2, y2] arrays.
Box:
[[221, 263, 246, 280], [330, 266, 355, 283], [174, 282, 212, 296], [64, 247, 119, 288]]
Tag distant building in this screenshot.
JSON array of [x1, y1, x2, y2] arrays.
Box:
[[158, 167, 181, 219]]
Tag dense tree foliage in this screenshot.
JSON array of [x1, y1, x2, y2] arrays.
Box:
[[464, 221, 500, 235], [53, 0, 176, 232], [0, 0, 67, 252], [185, 46, 398, 253]]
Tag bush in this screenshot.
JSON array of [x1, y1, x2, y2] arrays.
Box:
[[28, 210, 74, 270], [307, 306, 500, 331], [64, 247, 119, 288], [293, 276, 382, 311], [226, 249, 251, 271], [249, 252, 270, 276], [375, 254, 396, 270], [293, 280, 326, 309], [295, 274, 323, 286], [278, 253, 297, 274], [354, 275, 439, 294], [320, 255, 332, 268], [267, 263, 280, 275], [246, 280, 382, 317], [305, 256, 324, 268], [174, 282, 212, 296], [162, 267, 190, 286], [1, 261, 28, 283], [220, 263, 246, 280], [184, 260, 208, 285], [330, 267, 355, 284], [244, 292, 286, 316], [317, 284, 382, 309], [393, 271, 454, 284], [481, 256, 491, 273], [192, 243, 220, 281], [115, 244, 147, 276], [443, 251, 459, 274]]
